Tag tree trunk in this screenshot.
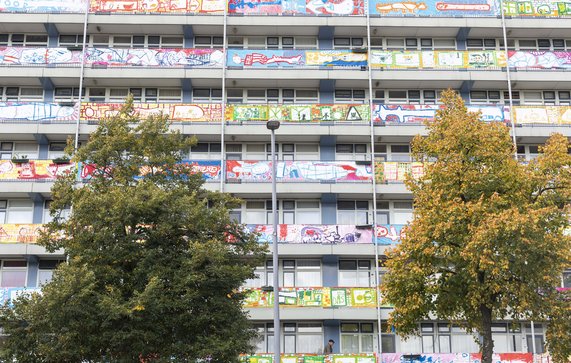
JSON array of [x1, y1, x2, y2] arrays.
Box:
[[480, 305, 494, 363]]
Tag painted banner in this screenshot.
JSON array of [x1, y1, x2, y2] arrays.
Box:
[[375, 162, 424, 183], [246, 224, 373, 244], [0, 47, 82, 65], [373, 104, 508, 124], [226, 104, 369, 123], [226, 161, 372, 182], [375, 224, 405, 245], [370, 50, 505, 69], [369, 0, 497, 15], [90, 0, 225, 13], [228, 0, 364, 14], [508, 51, 571, 69], [0, 160, 75, 180], [0, 0, 86, 12], [81, 103, 223, 122], [240, 354, 377, 363], [512, 106, 571, 125], [227, 50, 306, 68], [0, 102, 78, 122], [79, 160, 219, 180], [85, 48, 224, 67], [244, 287, 379, 308], [503, 0, 571, 16], [305, 50, 367, 67], [0, 224, 43, 244], [0, 288, 41, 306], [381, 353, 533, 363], [0, 47, 223, 67]]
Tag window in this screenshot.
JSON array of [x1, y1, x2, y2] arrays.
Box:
[[37, 260, 63, 286], [337, 201, 369, 225], [339, 260, 372, 287], [372, 37, 454, 50], [470, 90, 519, 105], [188, 142, 221, 160], [563, 270, 571, 288], [0, 142, 39, 160], [283, 259, 321, 287], [4, 200, 34, 224], [525, 323, 545, 353], [43, 200, 71, 223], [466, 38, 498, 50], [333, 37, 364, 49], [192, 88, 222, 102], [0, 87, 43, 101], [516, 145, 540, 161], [0, 261, 27, 287], [393, 201, 413, 224], [194, 36, 224, 48], [54, 87, 85, 102], [336, 144, 368, 161], [341, 322, 376, 353], [240, 200, 320, 224], [253, 323, 323, 354], [335, 89, 366, 103], [0, 33, 48, 46]]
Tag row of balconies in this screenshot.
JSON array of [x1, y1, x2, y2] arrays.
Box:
[[0, 47, 570, 71], [1, 101, 571, 125], [0, 223, 404, 245], [0, 0, 565, 18]]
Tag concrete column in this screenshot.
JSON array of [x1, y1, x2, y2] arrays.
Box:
[[323, 320, 341, 353], [321, 193, 337, 224], [319, 80, 335, 104], [322, 254, 339, 287], [318, 26, 334, 50], [26, 255, 39, 288], [320, 135, 336, 161]]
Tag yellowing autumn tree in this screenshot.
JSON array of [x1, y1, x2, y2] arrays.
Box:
[[381, 90, 571, 363]]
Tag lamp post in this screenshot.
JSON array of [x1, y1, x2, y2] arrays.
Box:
[[266, 120, 281, 363]]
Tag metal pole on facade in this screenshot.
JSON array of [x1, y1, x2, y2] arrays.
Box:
[[220, 0, 228, 192], [530, 321, 537, 354], [74, 0, 89, 152], [499, 0, 518, 159], [267, 120, 281, 363], [365, 0, 383, 355]]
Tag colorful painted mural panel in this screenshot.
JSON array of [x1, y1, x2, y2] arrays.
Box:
[[227, 50, 306, 68], [375, 224, 406, 245], [369, 0, 498, 16], [503, 0, 571, 16], [81, 103, 223, 122], [226, 161, 372, 182], [372, 104, 506, 124], [513, 106, 571, 125], [0, 102, 78, 121], [90, 0, 225, 13], [80, 160, 219, 180], [375, 162, 424, 183], [226, 104, 369, 123], [370, 50, 505, 69], [0, 47, 82, 65], [245, 224, 373, 244], [508, 51, 571, 69], [381, 353, 534, 363], [0, 0, 87, 12], [0, 160, 75, 181], [228, 0, 364, 14], [305, 50, 367, 67], [0, 224, 44, 244], [85, 48, 224, 67], [244, 287, 380, 308], [239, 354, 378, 363]]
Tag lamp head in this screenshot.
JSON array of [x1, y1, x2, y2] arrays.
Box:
[[266, 120, 281, 130]]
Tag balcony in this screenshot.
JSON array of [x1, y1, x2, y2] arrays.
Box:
[[1, 101, 571, 127]]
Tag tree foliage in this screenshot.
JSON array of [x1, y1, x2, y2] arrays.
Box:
[[381, 90, 571, 363], [0, 97, 266, 363]]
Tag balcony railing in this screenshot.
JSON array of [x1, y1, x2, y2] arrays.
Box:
[[3, 101, 571, 126], [3, 47, 571, 71], [2, 0, 569, 17], [244, 287, 387, 308]]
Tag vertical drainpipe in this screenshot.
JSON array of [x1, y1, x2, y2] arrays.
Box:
[[220, 1, 228, 192], [499, 0, 518, 158]]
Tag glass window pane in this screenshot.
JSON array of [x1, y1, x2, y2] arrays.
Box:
[[382, 335, 396, 353], [298, 334, 322, 354], [284, 335, 296, 353], [439, 335, 451, 353], [341, 335, 360, 353], [422, 335, 434, 353], [1, 270, 26, 287]]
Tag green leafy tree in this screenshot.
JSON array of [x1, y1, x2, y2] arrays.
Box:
[[381, 90, 571, 363], [0, 97, 266, 363]]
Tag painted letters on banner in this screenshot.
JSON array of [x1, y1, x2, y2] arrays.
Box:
[[0, 0, 86, 12], [375, 162, 424, 183], [227, 50, 305, 68], [228, 0, 364, 15], [503, 0, 571, 16], [369, 0, 497, 16], [373, 104, 507, 124], [513, 106, 571, 125], [85, 48, 224, 67], [0, 102, 78, 121], [0, 47, 82, 65], [0, 160, 75, 181], [0, 224, 43, 244], [226, 160, 372, 182], [90, 0, 225, 13], [81, 103, 223, 122], [246, 224, 373, 244], [226, 104, 369, 123], [375, 224, 405, 245]]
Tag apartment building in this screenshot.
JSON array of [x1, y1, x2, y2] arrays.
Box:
[[0, 0, 570, 359]]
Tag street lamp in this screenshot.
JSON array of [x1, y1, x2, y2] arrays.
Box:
[[266, 120, 280, 363]]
